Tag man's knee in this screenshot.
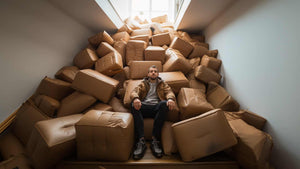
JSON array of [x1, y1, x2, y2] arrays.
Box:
[[158, 100, 168, 111]]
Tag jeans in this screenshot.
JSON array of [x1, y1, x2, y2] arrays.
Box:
[[131, 100, 168, 140]]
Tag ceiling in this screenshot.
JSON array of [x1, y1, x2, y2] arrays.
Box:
[[49, 0, 236, 34]]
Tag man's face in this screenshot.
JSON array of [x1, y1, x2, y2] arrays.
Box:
[[148, 67, 159, 80]]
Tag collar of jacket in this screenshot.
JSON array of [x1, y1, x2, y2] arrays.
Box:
[[143, 76, 164, 84]]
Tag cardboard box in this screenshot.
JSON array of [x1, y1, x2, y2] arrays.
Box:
[[112, 31, 130, 42], [172, 109, 237, 162], [95, 52, 123, 76], [76, 110, 134, 161], [152, 33, 171, 46], [129, 61, 162, 79], [229, 119, 273, 169], [163, 48, 192, 74], [151, 14, 168, 23], [123, 80, 142, 108], [113, 40, 127, 66], [169, 37, 194, 58], [34, 95, 60, 118], [189, 42, 208, 59], [88, 31, 114, 48], [56, 91, 97, 117], [130, 35, 149, 45], [35, 77, 74, 101], [73, 48, 98, 69], [159, 71, 189, 94], [131, 28, 152, 37], [96, 42, 118, 57], [55, 66, 79, 83], [207, 81, 240, 111], [126, 40, 147, 65], [200, 55, 222, 72], [186, 72, 206, 93], [71, 69, 119, 103], [206, 49, 218, 58], [118, 24, 133, 34], [145, 46, 166, 64], [194, 65, 222, 84], [177, 88, 214, 120]]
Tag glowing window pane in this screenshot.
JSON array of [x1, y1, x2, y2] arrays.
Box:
[[152, 0, 169, 11]]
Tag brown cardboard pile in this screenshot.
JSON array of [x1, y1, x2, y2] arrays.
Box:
[[0, 15, 272, 169]]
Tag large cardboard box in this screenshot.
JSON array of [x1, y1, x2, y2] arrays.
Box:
[[126, 40, 147, 65], [113, 40, 127, 66], [76, 110, 134, 161], [194, 65, 222, 84], [207, 81, 240, 111], [95, 52, 123, 76], [163, 48, 192, 74], [152, 33, 171, 46], [34, 95, 60, 118], [172, 109, 237, 162], [96, 42, 118, 58], [118, 24, 133, 34], [88, 31, 114, 47], [55, 66, 79, 83], [129, 61, 162, 79], [169, 37, 194, 58], [159, 71, 189, 94], [144, 46, 166, 64], [200, 55, 222, 72], [123, 80, 143, 108], [112, 31, 130, 42], [188, 42, 208, 59], [35, 77, 74, 101], [177, 88, 214, 120], [71, 69, 119, 103], [56, 91, 97, 117], [131, 28, 152, 37], [229, 119, 273, 169], [73, 48, 98, 69], [130, 35, 149, 45]]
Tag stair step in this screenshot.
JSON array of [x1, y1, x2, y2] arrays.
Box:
[[56, 145, 239, 169]]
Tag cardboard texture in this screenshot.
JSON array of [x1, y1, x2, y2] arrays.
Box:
[[194, 65, 222, 84], [129, 61, 162, 79], [145, 46, 166, 64], [34, 95, 60, 118], [96, 42, 118, 58], [172, 109, 237, 162], [95, 51, 123, 76], [76, 110, 134, 161], [126, 40, 147, 65], [189, 42, 209, 59], [164, 48, 192, 74], [113, 40, 127, 66], [130, 35, 149, 45], [200, 55, 222, 72], [71, 69, 119, 103], [73, 48, 98, 69], [152, 33, 171, 46], [118, 24, 133, 34], [131, 28, 152, 37], [159, 72, 189, 94], [169, 37, 194, 58], [55, 66, 79, 83], [207, 81, 240, 111], [88, 31, 114, 47], [56, 91, 97, 117], [177, 88, 214, 120], [112, 31, 130, 42]]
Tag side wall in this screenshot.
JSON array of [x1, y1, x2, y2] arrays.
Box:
[[0, 0, 94, 121], [204, 1, 300, 168]]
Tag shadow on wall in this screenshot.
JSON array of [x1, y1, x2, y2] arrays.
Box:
[[204, 0, 264, 37], [48, 0, 117, 34], [264, 123, 299, 169]]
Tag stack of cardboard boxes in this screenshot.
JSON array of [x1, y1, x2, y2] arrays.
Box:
[[0, 15, 272, 169]]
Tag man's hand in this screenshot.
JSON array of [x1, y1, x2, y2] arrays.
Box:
[[167, 99, 175, 111], [133, 98, 142, 110]]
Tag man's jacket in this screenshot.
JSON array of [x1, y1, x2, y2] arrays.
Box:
[[130, 77, 175, 103]]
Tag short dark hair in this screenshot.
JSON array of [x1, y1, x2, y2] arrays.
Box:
[[148, 65, 158, 73]]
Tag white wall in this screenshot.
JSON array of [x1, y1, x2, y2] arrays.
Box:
[[204, 1, 300, 168], [0, 0, 95, 122]]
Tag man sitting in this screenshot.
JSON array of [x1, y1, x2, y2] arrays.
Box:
[[130, 65, 176, 160]]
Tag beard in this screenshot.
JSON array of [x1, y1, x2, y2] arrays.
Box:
[[150, 76, 157, 80]]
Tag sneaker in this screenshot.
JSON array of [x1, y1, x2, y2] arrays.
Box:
[[133, 138, 147, 160], [150, 138, 163, 158]]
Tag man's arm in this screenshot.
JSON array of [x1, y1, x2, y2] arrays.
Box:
[[163, 82, 176, 110]]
